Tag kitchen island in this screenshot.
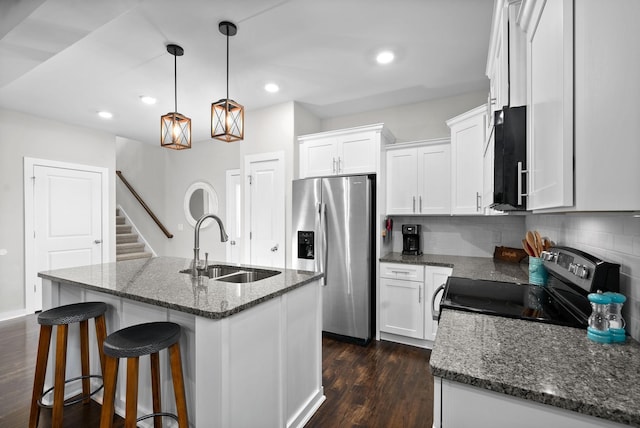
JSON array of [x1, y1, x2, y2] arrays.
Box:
[[431, 310, 640, 427], [38, 257, 325, 428]]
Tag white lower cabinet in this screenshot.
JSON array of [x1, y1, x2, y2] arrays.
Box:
[[434, 377, 628, 428], [380, 262, 452, 348]]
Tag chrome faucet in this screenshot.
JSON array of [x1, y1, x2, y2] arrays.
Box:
[[193, 213, 229, 277]]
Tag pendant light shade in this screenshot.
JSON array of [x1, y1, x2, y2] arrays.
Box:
[[161, 44, 191, 150], [211, 21, 244, 142]]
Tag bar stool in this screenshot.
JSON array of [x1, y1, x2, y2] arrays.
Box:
[[29, 301, 108, 428], [99, 321, 188, 428]]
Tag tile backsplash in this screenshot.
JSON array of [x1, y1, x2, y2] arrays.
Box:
[[387, 215, 526, 257], [525, 212, 640, 342]]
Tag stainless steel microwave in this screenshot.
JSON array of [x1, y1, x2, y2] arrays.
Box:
[[490, 106, 527, 211]]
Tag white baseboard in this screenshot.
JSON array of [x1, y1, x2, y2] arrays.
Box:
[[0, 308, 29, 322]]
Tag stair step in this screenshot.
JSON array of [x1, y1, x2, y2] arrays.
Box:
[[116, 233, 138, 244], [116, 242, 145, 255], [116, 251, 153, 262], [116, 224, 132, 234], [116, 215, 126, 225]]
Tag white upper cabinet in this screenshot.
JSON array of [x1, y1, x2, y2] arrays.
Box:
[[300, 137, 336, 177], [298, 124, 394, 178], [521, 0, 574, 210], [386, 148, 419, 215], [448, 106, 486, 215], [487, 0, 527, 118], [518, 0, 640, 211], [386, 140, 451, 216]]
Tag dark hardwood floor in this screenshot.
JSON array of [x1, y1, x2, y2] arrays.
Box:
[[307, 335, 434, 428], [0, 315, 433, 427]]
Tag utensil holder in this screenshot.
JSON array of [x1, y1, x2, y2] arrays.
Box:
[[529, 257, 548, 286]]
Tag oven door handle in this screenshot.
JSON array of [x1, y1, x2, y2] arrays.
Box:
[[431, 283, 447, 321]]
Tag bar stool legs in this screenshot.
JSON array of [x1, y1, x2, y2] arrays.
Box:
[[100, 322, 188, 428], [169, 343, 189, 428]]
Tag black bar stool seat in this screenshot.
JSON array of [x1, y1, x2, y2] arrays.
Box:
[[100, 321, 189, 428], [29, 301, 108, 428]]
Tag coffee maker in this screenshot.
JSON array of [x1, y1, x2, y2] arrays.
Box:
[[402, 224, 422, 255]]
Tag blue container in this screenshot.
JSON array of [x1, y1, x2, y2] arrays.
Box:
[[529, 257, 548, 286]]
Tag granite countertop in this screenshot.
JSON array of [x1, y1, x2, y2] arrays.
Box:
[[380, 252, 529, 283], [431, 310, 640, 426], [39, 257, 322, 320]]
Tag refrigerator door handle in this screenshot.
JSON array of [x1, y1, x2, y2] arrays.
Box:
[[319, 202, 328, 286]]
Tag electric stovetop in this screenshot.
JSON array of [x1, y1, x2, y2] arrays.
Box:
[[439, 276, 589, 328]]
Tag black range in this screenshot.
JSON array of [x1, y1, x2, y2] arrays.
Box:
[[434, 246, 620, 329]]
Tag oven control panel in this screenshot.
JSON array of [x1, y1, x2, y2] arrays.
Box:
[[542, 246, 620, 294]]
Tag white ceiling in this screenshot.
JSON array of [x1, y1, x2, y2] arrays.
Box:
[[0, 0, 494, 144]]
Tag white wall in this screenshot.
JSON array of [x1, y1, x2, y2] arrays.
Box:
[[0, 109, 116, 318], [320, 90, 487, 142], [526, 213, 640, 342], [116, 135, 240, 262]]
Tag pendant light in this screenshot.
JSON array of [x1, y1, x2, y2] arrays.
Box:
[[211, 21, 244, 142], [161, 44, 191, 150]]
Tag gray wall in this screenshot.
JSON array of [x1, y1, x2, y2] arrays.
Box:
[[0, 109, 116, 318], [320, 90, 487, 142]]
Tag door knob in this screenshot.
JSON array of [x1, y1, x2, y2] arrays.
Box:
[[270, 244, 279, 252], [94, 239, 102, 244], [230, 240, 236, 246]]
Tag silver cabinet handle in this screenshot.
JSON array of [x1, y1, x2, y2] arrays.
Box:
[[517, 161, 528, 206], [419, 196, 422, 213], [476, 192, 482, 211], [412, 196, 416, 213], [418, 287, 422, 304], [94, 239, 102, 244], [431, 283, 446, 321], [332, 158, 337, 174], [230, 240, 236, 246], [338, 157, 342, 174], [270, 244, 279, 252]]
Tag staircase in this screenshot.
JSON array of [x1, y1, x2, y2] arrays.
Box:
[[116, 209, 153, 261]]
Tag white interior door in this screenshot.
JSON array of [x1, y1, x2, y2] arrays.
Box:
[[244, 152, 285, 268], [226, 169, 242, 264], [25, 159, 107, 312]]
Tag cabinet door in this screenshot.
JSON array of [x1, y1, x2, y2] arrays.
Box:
[[450, 110, 486, 215], [424, 267, 452, 342], [526, 0, 573, 210], [380, 277, 424, 339], [417, 144, 451, 215], [482, 127, 495, 210], [386, 148, 418, 215], [337, 132, 376, 175], [300, 138, 337, 178]]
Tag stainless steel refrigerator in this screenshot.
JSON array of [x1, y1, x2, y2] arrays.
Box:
[[292, 175, 374, 343]]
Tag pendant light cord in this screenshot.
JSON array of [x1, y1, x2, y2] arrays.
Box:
[[226, 29, 230, 102], [174, 52, 178, 113]]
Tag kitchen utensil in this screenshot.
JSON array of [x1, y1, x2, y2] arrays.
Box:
[[522, 239, 534, 257], [534, 231, 543, 254], [526, 231, 538, 257]]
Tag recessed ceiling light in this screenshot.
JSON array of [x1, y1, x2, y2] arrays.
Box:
[[140, 95, 157, 105], [98, 111, 113, 119], [376, 50, 395, 65], [264, 83, 279, 93]]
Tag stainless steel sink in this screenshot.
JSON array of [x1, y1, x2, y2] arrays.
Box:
[[180, 264, 280, 283]]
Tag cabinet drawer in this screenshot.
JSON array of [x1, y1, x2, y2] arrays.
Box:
[[380, 263, 424, 282]]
